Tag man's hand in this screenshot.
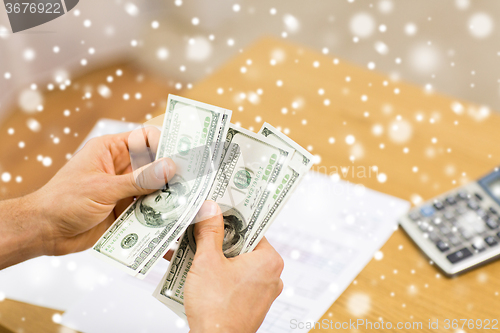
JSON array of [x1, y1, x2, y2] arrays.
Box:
[[30, 128, 176, 256], [184, 201, 284, 333]]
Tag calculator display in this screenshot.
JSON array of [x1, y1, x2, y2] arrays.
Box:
[[488, 179, 500, 199], [478, 169, 500, 206]]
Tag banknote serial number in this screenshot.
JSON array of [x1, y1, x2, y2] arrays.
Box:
[[5, 2, 62, 14]]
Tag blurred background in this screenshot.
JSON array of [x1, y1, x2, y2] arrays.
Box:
[[0, 0, 499, 197], [0, 0, 500, 198], [1, 0, 500, 120]]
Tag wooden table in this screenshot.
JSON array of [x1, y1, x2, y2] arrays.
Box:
[[1, 37, 500, 332]]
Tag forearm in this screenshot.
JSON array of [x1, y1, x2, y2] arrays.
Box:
[[0, 193, 48, 269]]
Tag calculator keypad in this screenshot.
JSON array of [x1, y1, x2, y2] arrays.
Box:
[[405, 189, 500, 267]]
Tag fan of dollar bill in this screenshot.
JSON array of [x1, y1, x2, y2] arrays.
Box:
[[92, 95, 313, 318]]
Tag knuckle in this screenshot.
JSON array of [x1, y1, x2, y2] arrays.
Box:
[[275, 254, 285, 272], [86, 137, 102, 149], [265, 251, 284, 274], [195, 224, 221, 239], [277, 279, 284, 295]]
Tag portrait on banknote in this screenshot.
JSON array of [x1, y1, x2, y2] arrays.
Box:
[[136, 176, 189, 228]]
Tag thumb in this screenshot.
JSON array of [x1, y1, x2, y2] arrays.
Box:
[[111, 157, 176, 200], [193, 200, 224, 255]]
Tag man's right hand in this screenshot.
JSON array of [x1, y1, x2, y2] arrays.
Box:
[[184, 201, 284, 333]]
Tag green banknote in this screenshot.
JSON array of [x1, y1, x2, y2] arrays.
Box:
[[242, 122, 314, 252], [92, 95, 231, 277], [153, 124, 292, 313]]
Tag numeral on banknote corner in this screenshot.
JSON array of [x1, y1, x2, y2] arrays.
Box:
[[261, 154, 277, 182], [273, 173, 290, 200], [201, 116, 211, 141]]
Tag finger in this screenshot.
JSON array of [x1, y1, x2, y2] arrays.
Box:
[[118, 164, 133, 176], [126, 126, 161, 170], [106, 127, 161, 172], [112, 126, 162, 154], [108, 139, 132, 175], [110, 157, 176, 200], [193, 201, 224, 255]]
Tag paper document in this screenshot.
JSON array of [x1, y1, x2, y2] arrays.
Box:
[[61, 260, 190, 333], [258, 171, 409, 332]]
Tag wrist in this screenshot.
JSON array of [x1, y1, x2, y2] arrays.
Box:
[[188, 313, 240, 333], [0, 193, 49, 269], [26, 189, 57, 255]]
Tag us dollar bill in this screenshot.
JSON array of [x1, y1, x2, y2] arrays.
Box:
[[92, 95, 231, 276], [153, 124, 292, 312], [136, 113, 231, 277], [242, 122, 314, 253]]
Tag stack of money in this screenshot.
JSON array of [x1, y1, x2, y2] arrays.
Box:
[[92, 95, 313, 317]]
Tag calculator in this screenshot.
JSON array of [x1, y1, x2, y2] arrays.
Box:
[[399, 167, 500, 276]]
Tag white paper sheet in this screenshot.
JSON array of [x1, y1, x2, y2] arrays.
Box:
[[61, 260, 190, 333], [61, 171, 409, 333], [0, 250, 126, 311], [258, 171, 409, 332], [76, 118, 140, 152]]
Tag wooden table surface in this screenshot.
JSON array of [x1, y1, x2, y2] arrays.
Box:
[[1, 37, 500, 332]]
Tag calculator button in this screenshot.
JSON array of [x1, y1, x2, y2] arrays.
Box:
[[467, 201, 479, 210], [490, 207, 498, 215], [474, 193, 483, 201], [432, 217, 443, 225], [428, 232, 440, 242], [448, 236, 462, 246], [485, 217, 499, 230], [418, 221, 430, 232], [485, 236, 498, 247], [456, 205, 468, 215], [459, 228, 474, 240], [439, 225, 452, 235], [443, 210, 455, 220], [433, 201, 445, 210], [476, 209, 487, 218], [446, 196, 457, 205], [446, 248, 473, 264], [436, 240, 450, 252], [457, 191, 469, 200], [472, 239, 486, 252], [408, 211, 420, 221], [473, 222, 486, 234], [497, 231, 500, 239], [420, 206, 435, 217]]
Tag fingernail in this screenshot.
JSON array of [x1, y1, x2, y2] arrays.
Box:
[[154, 159, 170, 180], [196, 200, 220, 222]]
